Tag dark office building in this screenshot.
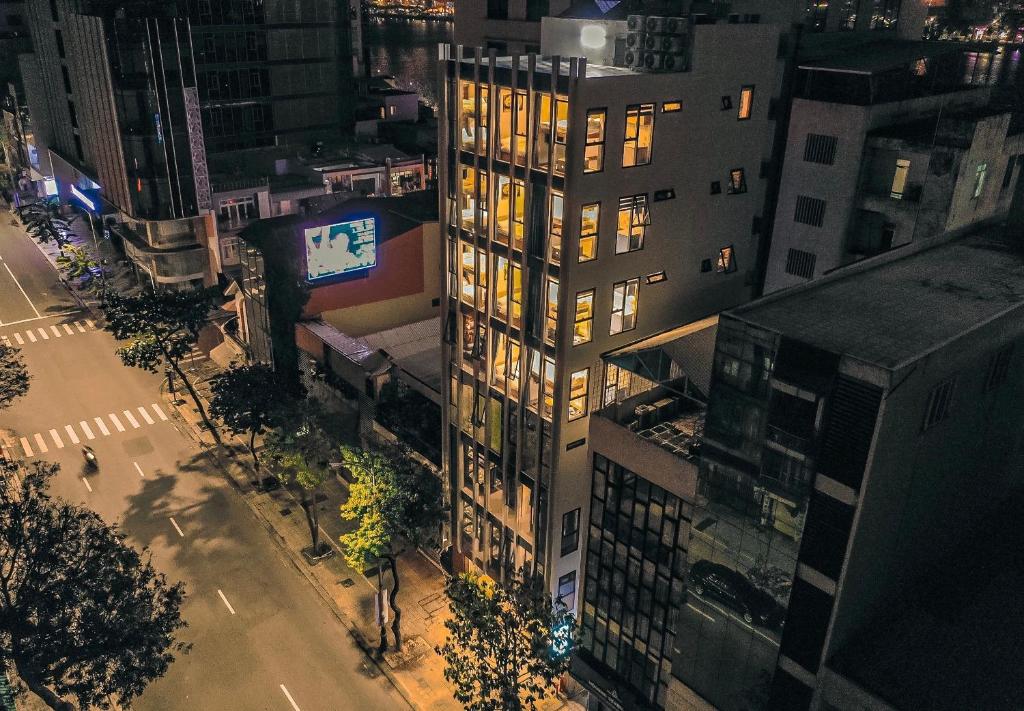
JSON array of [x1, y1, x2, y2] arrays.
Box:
[[186, 0, 358, 154]]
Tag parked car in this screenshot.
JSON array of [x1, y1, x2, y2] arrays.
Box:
[[689, 559, 785, 629]]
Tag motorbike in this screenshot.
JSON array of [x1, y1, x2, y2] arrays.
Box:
[[82, 447, 98, 469]]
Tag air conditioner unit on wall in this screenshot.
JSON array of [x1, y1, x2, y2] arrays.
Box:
[[626, 14, 645, 31], [644, 51, 687, 72], [645, 15, 682, 34], [646, 33, 686, 53], [624, 48, 647, 70]]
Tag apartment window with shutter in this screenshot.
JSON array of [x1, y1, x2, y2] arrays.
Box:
[[984, 344, 1013, 391], [785, 248, 816, 279], [794, 195, 826, 226], [923, 377, 956, 430], [804, 134, 837, 165]]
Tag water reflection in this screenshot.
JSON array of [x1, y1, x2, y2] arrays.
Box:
[[363, 18, 453, 107]]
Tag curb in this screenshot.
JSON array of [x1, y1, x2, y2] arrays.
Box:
[[159, 382, 423, 711]]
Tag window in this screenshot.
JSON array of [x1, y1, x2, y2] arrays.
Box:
[[653, 188, 675, 201], [616, 195, 649, 253], [1001, 156, 1016, 190], [487, 0, 509, 20], [922, 376, 956, 430], [610, 279, 639, 334], [720, 96, 733, 111], [579, 203, 599, 262], [890, 158, 910, 199], [568, 368, 589, 420], [458, 81, 479, 150], [584, 109, 606, 173], [984, 344, 1013, 391], [603, 362, 632, 406], [700, 258, 713, 273], [662, 100, 682, 113], [622, 104, 654, 167], [67, 101, 78, 129], [794, 195, 826, 226], [561, 508, 580, 555], [710, 181, 721, 195], [870, 0, 899, 29], [61, 65, 72, 94], [738, 86, 754, 120], [727, 168, 747, 194], [785, 248, 816, 279], [49, 0, 59, 21], [545, 278, 558, 345], [54, 29, 65, 59], [549, 191, 563, 264], [973, 163, 988, 199], [514, 90, 528, 166], [646, 271, 666, 284], [557, 571, 577, 609], [804, 133, 838, 164], [497, 88, 513, 161], [495, 175, 510, 244], [494, 256, 509, 321], [716, 246, 736, 273], [574, 290, 594, 346], [512, 179, 526, 249]]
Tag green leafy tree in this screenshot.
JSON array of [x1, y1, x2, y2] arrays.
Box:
[[0, 343, 30, 411], [55, 245, 103, 295], [437, 571, 575, 711], [266, 417, 333, 556], [0, 461, 188, 711], [208, 364, 303, 479], [101, 288, 218, 440], [339, 444, 444, 651]]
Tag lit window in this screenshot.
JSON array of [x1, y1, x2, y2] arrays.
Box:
[[459, 167, 477, 230], [727, 168, 747, 195], [716, 245, 737, 273], [662, 100, 682, 113], [460, 243, 475, 303], [536, 94, 569, 174], [603, 362, 631, 406], [512, 178, 526, 250], [478, 170, 488, 232], [622, 103, 655, 167], [610, 278, 639, 334], [493, 255, 509, 321], [738, 86, 754, 120], [579, 203, 600, 262], [492, 334, 522, 397], [497, 87, 513, 162], [549, 191, 563, 265], [584, 109, 606, 173], [973, 162, 988, 198], [511, 264, 522, 328], [514, 89, 528, 166], [568, 368, 589, 420], [458, 80, 477, 150], [545, 278, 559, 345], [922, 376, 956, 431], [462, 312, 478, 359], [646, 271, 666, 284], [890, 158, 910, 199], [616, 195, 650, 253], [557, 571, 577, 609], [495, 175, 511, 244], [573, 290, 594, 346]]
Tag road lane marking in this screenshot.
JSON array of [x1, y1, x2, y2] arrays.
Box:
[[217, 589, 236, 615], [62, 323, 74, 335], [280, 685, 301, 711], [64, 425, 80, 444], [86, 319, 95, 328], [25, 330, 36, 343], [19, 437, 32, 457], [3, 262, 41, 318], [687, 603, 716, 622], [13, 333, 23, 344], [36, 328, 48, 340], [80, 421, 96, 440], [93, 417, 110, 436], [108, 413, 125, 432], [82, 477, 92, 492], [123, 410, 140, 429], [133, 462, 145, 478], [48, 429, 64, 449], [33, 433, 48, 453], [151, 403, 169, 421], [169, 517, 184, 537], [49, 325, 61, 338], [75, 322, 85, 332], [137, 406, 155, 425]]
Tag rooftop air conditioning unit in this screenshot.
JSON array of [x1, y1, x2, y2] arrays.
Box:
[[626, 14, 645, 31], [644, 51, 687, 72], [645, 15, 682, 34], [646, 33, 687, 53], [624, 48, 647, 70]]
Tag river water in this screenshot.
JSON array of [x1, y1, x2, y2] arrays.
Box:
[[363, 18, 454, 108]]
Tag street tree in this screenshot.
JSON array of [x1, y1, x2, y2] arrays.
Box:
[[208, 363, 303, 479], [0, 460, 188, 711], [55, 245, 102, 294], [436, 571, 575, 711], [101, 288, 219, 440], [338, 444, 444, 651], [0, 344, 30, 411], [266, 417, 333, 557]]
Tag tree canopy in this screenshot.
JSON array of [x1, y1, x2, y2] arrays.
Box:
[[0, 344, 30, 411], [0, 461, 188, 711], [437, 571, 575, 711]]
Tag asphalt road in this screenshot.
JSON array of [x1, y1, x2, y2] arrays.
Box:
[[0, 218, 410, 711]]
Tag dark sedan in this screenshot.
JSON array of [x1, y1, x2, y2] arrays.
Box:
[[689, 559, 785, 629]]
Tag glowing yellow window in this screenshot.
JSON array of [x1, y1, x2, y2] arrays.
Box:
[[579, 203, 599, 262], [511, 265, 522, 328], [584, 109, 605, 173], [545, 278, 558, 345], [495, 175, 511, 244], [738, 86, 754, 120], [574, 290, 594, 346], [568, 368, 589, 421], [512, 179, 525, 250], [498, 88, 513, 162], [493, 255, 509, 321], [460, 243, 475, 303], [622, 104, 654, 168], [549, 191, 563, 265], [459, 81, 477, 150]]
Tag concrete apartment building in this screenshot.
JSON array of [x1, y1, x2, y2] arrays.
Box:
[[674, 225, 1024, 711], [438, 16, 783, 603], [764, 41, 1024, 292]]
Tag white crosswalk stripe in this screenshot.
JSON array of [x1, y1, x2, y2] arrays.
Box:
[[49, 325, 61, 338], [75, 322, 86, 333], [62, 324, 74, 335], [13, 333, 23, 344], [36, 328, 48, 340], [0, 321, 96, 348], [25, 330, 36, 342], [12, 404, 173, 457]]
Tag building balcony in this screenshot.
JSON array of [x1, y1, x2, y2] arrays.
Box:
[[594, 386, 706, 463], [859, 183, 922, 211], [765, 423, 812, 455]]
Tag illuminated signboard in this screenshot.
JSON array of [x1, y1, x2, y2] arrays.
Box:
[[70, 184, 96, 211], [304, 217, 376, 281]]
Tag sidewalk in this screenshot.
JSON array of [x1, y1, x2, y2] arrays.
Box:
[[162, 378, 469, 711]]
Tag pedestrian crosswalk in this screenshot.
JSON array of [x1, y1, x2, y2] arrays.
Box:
[[3, 403, 171, 458], [0, 318, 95, 348]]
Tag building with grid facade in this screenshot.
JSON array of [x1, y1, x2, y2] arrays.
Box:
[[437, 18, 783, 605]]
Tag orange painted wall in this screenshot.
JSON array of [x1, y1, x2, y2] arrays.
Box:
[[302, 225, 425, 318]]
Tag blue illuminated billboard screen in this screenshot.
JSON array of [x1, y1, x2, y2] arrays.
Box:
[[304, 217, 376, 281]]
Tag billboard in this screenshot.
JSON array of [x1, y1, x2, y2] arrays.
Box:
[[304, 217, 376, 281]]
